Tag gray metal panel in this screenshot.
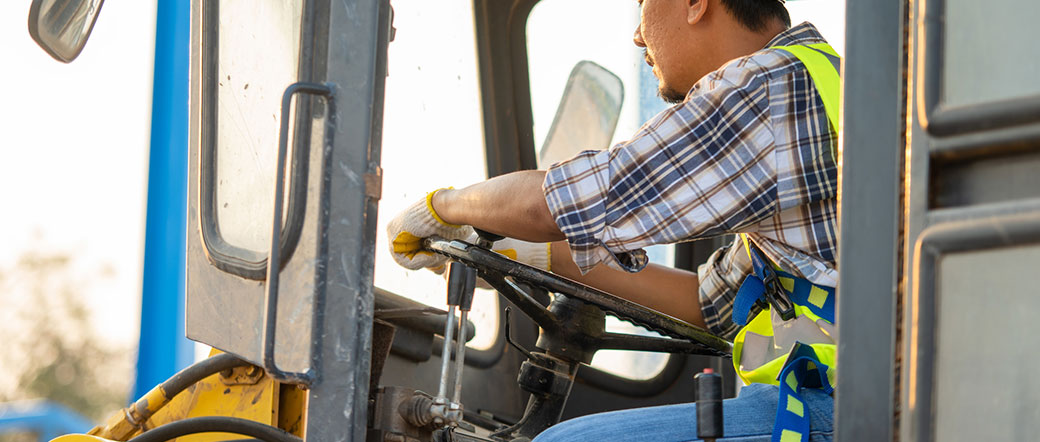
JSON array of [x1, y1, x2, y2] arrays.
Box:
[[930, 149, 1040, 209], [186, 0, 320, 373], [305, 0, 391, 439], [919, 0, 1040, 136], [834, 0, 906, 440], [472, 0, 540, 177], [901, 1, 935, 437], [902, 0, 1040, 437], [942, 0, 1040, 109], [930, 123, 1040, 158], [906, 214, 1040, 442], [934, 245, 1040, 442]]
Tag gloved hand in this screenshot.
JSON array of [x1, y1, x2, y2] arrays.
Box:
[[488, 237, 551, 272], [387, 189, 473, 270], [432, 236, 552, 289]]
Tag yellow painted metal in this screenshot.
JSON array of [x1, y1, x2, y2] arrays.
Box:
[[137, 349, 282, 442], [277, 383, 308, 438], [140, 371, 280, 441], [52, 350, 308, 442], [87, 382, 173, 440]]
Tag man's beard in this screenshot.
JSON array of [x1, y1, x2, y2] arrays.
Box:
[[658, 85, 686, 104], [645, 50, 685, 104]]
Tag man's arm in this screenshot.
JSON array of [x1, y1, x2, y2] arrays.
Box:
[[428, 171, 706, 328], [549, 241, 706, 329], [432, 170, 564, 243]]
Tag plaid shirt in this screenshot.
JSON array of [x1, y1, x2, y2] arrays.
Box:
[[542, 23, 839, 339]]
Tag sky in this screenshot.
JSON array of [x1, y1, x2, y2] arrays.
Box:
[[0, 2, 157, 347], [0, 0, 845, 392]]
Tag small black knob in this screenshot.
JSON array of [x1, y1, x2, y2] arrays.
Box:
[[474, 228, 505, 243], [695, 368, 724, 440]]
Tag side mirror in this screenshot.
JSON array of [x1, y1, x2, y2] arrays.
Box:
[[537, 61, 624, 168], [28, 0, 106, 63]]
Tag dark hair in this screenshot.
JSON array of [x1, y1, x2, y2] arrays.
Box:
[[719, 0, 791, 32]]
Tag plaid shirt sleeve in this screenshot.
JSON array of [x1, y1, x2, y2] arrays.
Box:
[[542, 58, 777, 275], [542, 23, 840, 337], [697, 238, 754, 339]]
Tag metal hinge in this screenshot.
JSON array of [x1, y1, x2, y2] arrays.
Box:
[[365, 166, 383, 200]]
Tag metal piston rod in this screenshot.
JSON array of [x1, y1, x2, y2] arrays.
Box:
[[431, 257, 479, 427]]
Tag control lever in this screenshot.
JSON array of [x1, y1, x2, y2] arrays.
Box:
[[432, 259, 479, 427], [474, 228, 505, 244], [695, 368, 724, 442]]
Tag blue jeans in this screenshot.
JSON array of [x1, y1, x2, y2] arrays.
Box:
[[532, 384, 833, 442]]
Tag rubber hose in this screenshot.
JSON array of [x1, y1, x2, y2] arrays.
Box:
[[126, 417, 302, 442], [162, 353, 251, 396]]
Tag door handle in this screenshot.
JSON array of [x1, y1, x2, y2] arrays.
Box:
[[263, 81, 334, 384]]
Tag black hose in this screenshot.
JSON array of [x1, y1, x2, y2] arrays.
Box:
[[126, 417, 302, 442], [161, 353, 251, 396]]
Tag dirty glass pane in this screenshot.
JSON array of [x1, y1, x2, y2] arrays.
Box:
[[943, 0, 1040, 108], [214, 1, 303, 254], [528, 0, 671, 381], [373, 0, 498, 350]]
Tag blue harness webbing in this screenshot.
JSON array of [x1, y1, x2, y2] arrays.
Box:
[[733, 243, 836, 442]]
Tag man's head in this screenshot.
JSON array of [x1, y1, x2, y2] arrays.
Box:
[[634, 0, 791, 103]]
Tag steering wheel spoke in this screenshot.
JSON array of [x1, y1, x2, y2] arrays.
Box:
[[477, 269, 558, 330], [595, 332, 723, 355], [422, 237, 732, 359]]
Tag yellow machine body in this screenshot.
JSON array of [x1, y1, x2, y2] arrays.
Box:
[[50, 351, 305, 442]]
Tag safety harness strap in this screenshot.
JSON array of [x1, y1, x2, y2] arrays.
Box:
[[733, 234, 836, 326], [773, 344, 834, 442], [734, 233, 837, 442]]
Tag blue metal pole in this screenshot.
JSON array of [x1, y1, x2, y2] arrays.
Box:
[[131, 0, 194, 400]]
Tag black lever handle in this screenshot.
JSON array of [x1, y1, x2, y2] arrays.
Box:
[[474, 228, 505, 244], [446, 261, 477, 310], [695, 368, 724, 441]]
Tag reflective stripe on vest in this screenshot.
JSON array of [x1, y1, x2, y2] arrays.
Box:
[[771, 43, 841, 162], [732, 42, 841, 442]]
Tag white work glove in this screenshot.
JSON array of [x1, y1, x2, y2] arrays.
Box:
[[431, 236, 552, 290], [387, 189, 473, 270], [488, 237, 551, 272]]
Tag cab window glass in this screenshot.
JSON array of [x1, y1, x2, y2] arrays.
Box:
[[214, 0, 303, 254], [527, 0, 673, 381], [374, 0, 498, 350]]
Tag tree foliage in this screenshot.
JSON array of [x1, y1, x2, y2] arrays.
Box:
[[0, 252, 132, 425]]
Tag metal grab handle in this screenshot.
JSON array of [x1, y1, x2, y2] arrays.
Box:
[[263, 82, 334, 384]]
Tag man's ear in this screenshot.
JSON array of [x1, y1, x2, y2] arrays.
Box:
[[687, 0, 708, 25]]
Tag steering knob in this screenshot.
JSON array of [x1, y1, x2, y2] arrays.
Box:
[[474, 228, 505, 247]]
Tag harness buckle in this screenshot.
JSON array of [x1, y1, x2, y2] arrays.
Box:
[[761, 269, 796, 321]]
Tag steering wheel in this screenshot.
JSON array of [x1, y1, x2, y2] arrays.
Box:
[[422, 234, 732, 360]]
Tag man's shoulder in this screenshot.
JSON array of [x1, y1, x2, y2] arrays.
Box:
[[688, 50, 794, 101], [717, 48, 801, 85], [689, 22, 830, 98]]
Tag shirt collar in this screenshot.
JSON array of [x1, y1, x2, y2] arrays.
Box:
[[763, 22, 828, 48]]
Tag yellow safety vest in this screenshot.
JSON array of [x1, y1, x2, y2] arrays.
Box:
[[732, 41, 841, 387], [730, 42, 841, 442]]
